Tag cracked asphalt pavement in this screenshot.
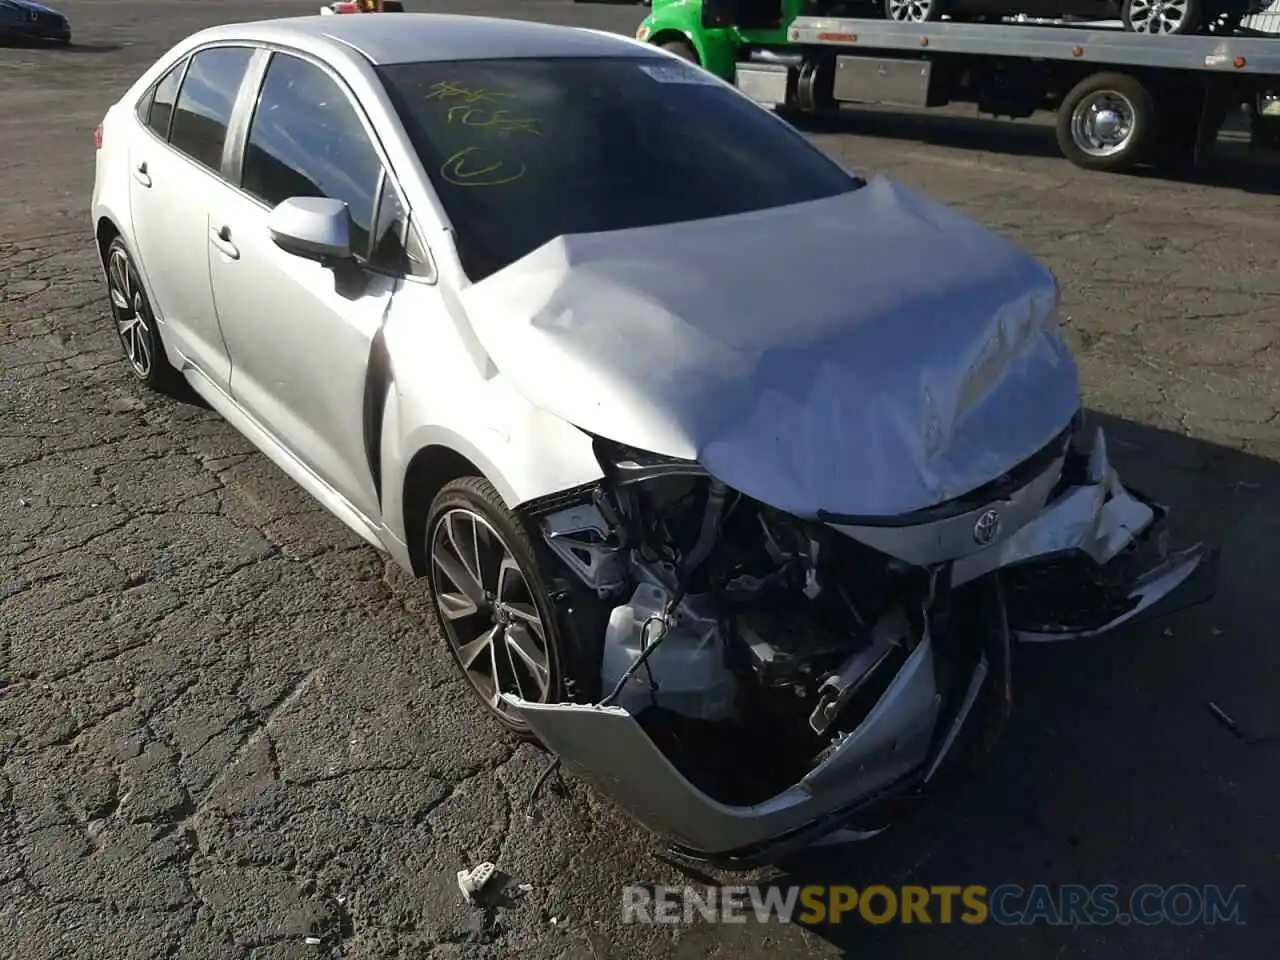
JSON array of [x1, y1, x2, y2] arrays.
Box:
[[1, 2, 1278, 958]]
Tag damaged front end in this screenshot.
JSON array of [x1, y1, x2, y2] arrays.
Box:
[[506, 420, 1219, 865]]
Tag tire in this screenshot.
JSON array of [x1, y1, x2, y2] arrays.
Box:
[[883, 0, 944, 21], [1121, 0, 1202, 34], [1055, 72, 1157, 173], [424, 476, 578, 737], [103, 236, 185, 395], [659, 38, 698, 63]]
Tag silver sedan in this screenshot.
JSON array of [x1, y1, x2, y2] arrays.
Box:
[[90, 12, 1217, 865]]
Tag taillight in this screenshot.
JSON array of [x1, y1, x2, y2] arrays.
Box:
[[93, 124, 103, 149]]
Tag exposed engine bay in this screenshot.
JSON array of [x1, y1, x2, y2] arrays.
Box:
[[540, 454, 928, 803], [514, 424, 1219, 857]]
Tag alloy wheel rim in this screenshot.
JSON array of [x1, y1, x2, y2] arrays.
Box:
[[886, 0, 934, 21], [429, 508, 553, 720], [1070, 91, 1137, 157], [106, 248, 152, 378], [1127, 0, 1189, 34]]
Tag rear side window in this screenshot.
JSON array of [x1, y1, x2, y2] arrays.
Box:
[[241, 53, 383, 257], [139, 60, 186, 140], [168, 46, 254, 171]]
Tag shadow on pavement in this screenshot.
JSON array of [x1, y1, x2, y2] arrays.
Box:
[[58, 41, 125, 53], [0, 38, 121, 52], [682, 413, 1278, 958], [794, 107, 1280, 196]]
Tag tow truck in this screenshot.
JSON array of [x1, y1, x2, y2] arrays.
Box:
[[319, 1, 404, 14], [636, 1, 1280, 171]]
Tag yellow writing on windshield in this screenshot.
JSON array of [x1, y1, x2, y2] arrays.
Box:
[[425, 81, 513, 105], [439, 146, 526, 187], [446, 105, 543, 136], [427, 82, 541, 187]]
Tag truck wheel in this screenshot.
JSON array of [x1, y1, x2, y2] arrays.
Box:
[[659, 38, 699, 64], [884, 0, 944, 20], [1056, 72, 1156, 172], [1121, 0, 1202, 34]]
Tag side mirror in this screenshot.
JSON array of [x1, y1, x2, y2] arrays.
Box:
[[267, 197, 352, 264]]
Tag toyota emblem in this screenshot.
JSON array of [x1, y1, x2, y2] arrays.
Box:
[[973, 508, 1001, 546]]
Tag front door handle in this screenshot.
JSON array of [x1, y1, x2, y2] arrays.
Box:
[[133, 161, 151, 188], [210, 224, 239, 261]]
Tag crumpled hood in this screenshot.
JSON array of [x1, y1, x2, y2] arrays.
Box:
[[457, 176, 1080, 519]]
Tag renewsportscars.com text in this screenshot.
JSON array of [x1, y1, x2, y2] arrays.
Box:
[[621, 883, 1249, 926]]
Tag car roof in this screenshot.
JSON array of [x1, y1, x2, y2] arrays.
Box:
[[190, 13, 656, 67]]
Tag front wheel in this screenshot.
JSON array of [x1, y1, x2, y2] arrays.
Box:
[[1121, 0, 1202, 34], [1055, 72, 1157, 173], [425, 476, 571, 736]]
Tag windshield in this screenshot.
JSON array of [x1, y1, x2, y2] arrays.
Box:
[[377, 56, 862, 281]]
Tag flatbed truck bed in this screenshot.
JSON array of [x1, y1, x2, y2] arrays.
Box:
[[638, 6, 1280, 171]]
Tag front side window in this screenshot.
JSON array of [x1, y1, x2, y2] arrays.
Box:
[[369, 177, 409, 273], [241, 53, 383, 257], [168, 46, 255, 171], [377, 56, 861, 281]]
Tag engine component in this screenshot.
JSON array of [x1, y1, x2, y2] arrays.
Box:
[[680, 481, 728, 581], [542, 502, 628, 598], [808, 607, 909, 735], [733, 603, 861, 709], [600, 582, 738, 722]]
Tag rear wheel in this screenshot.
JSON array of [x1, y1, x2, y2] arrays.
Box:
[[425, 477, 569, 736], [1056, 72, 1157, 173], [103, 236, 184, 394]]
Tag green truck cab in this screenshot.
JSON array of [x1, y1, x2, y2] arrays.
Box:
[[637, 1, 814, 81]]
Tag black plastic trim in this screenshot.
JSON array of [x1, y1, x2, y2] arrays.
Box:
[[818, 423, 1074, 528]]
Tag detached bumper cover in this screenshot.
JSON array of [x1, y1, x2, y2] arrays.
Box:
[[504, 636, 944, 860]]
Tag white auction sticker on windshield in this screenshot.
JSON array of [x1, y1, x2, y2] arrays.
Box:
[[639, 62, 719, 85]]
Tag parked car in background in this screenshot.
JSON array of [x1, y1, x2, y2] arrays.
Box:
[[870, 0, 1201, 34], [704, 0, 1211, 36], [0, 0, 70, 45]]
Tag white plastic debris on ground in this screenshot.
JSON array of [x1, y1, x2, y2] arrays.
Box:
[[457, 862, 497, 905]]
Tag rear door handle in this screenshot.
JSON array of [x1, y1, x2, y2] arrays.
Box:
[[132, 161, 151, 188], [210, 224, 239, 260]]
